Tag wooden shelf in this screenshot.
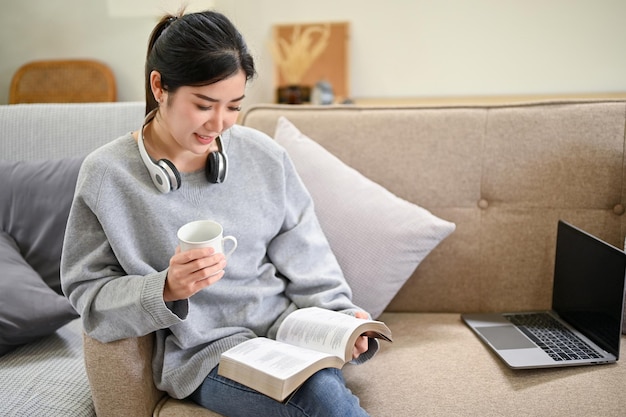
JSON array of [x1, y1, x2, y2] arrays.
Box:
[[351, 93, 626, 107]]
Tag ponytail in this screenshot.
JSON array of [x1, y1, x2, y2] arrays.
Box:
[[145, 14, 180, 115]]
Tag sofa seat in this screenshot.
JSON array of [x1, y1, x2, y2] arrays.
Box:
[[153, 313, 626, 417], [345, 313, 626, 417]]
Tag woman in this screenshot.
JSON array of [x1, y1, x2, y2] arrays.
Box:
[[61, 9, 377, 417]]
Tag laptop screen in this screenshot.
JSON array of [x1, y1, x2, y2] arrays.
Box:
[[552, 221, 626, 358]]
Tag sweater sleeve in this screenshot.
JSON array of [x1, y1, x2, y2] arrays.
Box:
[[61, 156, 186, 343], [266, 152, 359, 314]]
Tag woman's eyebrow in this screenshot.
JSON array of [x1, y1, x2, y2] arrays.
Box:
[[193, 93, 246, 103]]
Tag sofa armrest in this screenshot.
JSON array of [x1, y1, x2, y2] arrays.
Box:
[[83, 332, 165, 417]]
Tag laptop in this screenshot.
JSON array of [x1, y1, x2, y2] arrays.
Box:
[[462, 220, 626, 369]]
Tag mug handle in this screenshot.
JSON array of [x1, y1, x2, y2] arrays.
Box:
[[222, 236, 238, 258]]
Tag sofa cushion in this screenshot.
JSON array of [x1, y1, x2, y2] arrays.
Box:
[[0, 319, 95, 415], [274, 117, 456, 318], [0, 157, 83, 354]]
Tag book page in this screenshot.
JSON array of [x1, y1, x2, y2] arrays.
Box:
[[276, 307, 369, 360], [220, 337, 333, 380]]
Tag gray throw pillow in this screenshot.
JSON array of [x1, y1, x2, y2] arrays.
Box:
[[0, 157, 83, 354], [0, 232, 78, 355], [0, 157, 84, 291]]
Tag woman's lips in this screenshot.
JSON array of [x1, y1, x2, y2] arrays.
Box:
[[195, 133, 215, 145]]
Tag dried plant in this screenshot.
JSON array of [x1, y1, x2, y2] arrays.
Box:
[[271, 23, 331, 85]]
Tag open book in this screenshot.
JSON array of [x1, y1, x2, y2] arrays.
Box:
[[217, 307, 392, 402]]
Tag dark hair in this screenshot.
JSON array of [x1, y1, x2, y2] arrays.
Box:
[[144, 10, 256, 115]]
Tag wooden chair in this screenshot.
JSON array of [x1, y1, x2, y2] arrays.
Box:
[[9, 59, 117, 104]]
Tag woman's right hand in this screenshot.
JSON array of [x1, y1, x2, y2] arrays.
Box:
[[163, 247, 226, 302]]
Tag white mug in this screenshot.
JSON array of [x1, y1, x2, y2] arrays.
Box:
[[177, 220, 238, 257]]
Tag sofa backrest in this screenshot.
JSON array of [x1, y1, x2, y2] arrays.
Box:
[[241, 101, 626, 313], [0, 102, 145, 161], [2, 100, 625, 314]]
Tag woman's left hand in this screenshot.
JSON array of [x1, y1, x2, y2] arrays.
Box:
[[352, 311, 370, 360]]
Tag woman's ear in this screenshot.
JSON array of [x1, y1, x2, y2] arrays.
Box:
[[150, 70, 164, 103]]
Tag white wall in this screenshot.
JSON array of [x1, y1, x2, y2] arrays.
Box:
[[0, 0, 156, 105], [220, 0, 626, 107], [2, 0, 625, 107]]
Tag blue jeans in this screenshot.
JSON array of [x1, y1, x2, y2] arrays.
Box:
[[188, 365, 370, 417]]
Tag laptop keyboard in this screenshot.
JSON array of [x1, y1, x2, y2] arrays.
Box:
[[505, 313, 603, 361]]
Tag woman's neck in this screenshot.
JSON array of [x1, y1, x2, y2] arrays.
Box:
[[144, 111, 213, 173]]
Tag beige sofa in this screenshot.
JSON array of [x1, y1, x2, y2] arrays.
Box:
[[82, 100, 626, 417], [1, 100, 625, 416]]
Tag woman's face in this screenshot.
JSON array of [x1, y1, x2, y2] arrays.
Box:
[[156, 70, 247, 161]]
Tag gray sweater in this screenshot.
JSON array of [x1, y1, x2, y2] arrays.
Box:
[[61, 125, 374, 399]]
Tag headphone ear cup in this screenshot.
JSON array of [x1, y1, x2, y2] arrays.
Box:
[[136, 109, 182, 193], [205, 151, 228, 184], [157, 159, 181, 190]]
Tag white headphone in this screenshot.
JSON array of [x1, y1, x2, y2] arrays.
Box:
[[137, 110, 228, 193]]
